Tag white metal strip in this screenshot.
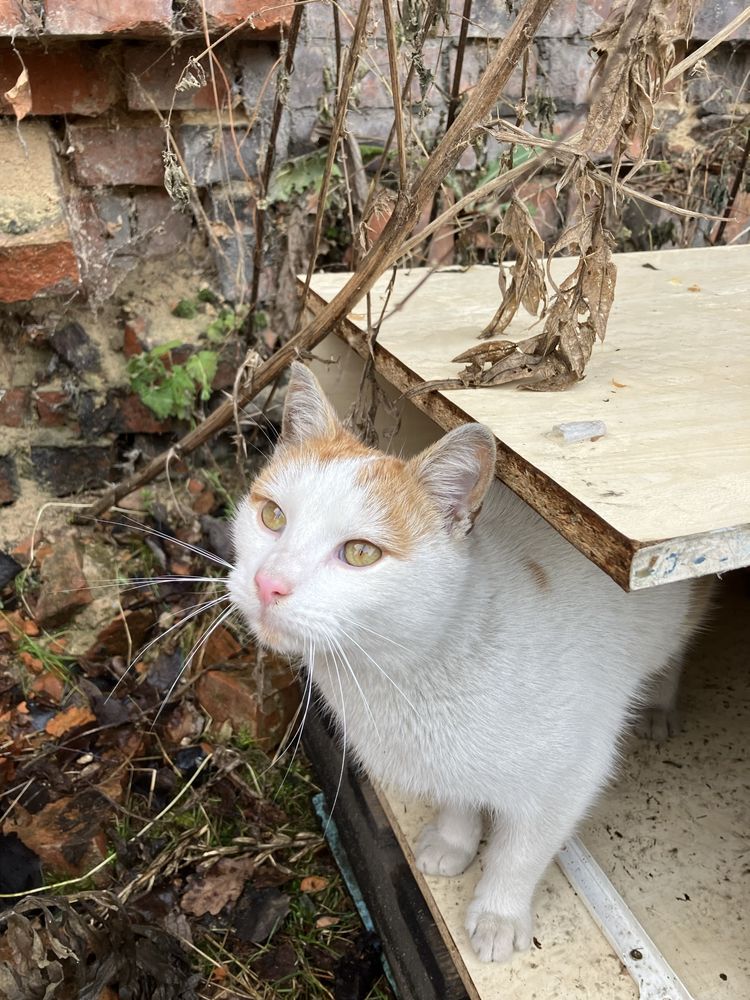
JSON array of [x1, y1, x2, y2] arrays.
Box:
[[557, 837, 695, 1000]]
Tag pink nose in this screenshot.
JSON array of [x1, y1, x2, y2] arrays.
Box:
[[254, 571, 292, 607]]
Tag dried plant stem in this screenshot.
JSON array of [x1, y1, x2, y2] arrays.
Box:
[[247, 2, 305, 325], [85, 0, 555, 517], [295, 0, 374, 331], [398, 6, 750, 260], [382, 0, 407, 187], [713, 128, 750, 244], [446, 0, 473, 131]]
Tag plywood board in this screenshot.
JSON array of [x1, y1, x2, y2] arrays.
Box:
[[305, 245, 750, 590], [376, 579, 749, 999]]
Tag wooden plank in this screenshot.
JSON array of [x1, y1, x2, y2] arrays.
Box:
[[304, 245, 750, 590]]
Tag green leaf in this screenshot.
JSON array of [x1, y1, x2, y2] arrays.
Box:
[[268, 152, 342, 205]]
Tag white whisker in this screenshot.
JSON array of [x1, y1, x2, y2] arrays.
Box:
[[338, 625, 419, 717], [63, 575, 227, 594], [108, 593, 231, 698], [337, 613, 411, 653], [326, 647, 348, 831], [325, 628, 379, 740], [154, 604, 235, 722], [86, 514, 234, 570]]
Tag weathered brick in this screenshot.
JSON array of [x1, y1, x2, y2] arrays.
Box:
[[34, 390, 79, 430], [536, 38, 595, 110], [34, 536, 92, 627], [68, 123, 166, 187], [125, 42, 235, 111], [0, 454, 19, 504], [196, 0, 294, 36], [0, 387, 30, 427], [0, 122, 80, 302], [133, 190, 194, 257], [30, 445, 113, 496], [303, 0, 381, 41], [122, 315, 148, 357], [50, 322, 102, 371], [452, 40, 538, 108], [45, 0, 173, 37], [178, 123, 261, 185], [0, 0, 41, 36], [0, 42, 119, 116], [694, 1, 750, 41], [112, 393, 175, 434], [207, 182, 255, 302]]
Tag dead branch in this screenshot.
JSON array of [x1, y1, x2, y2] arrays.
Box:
[[85, 0, 556, 517], [294, 0, 374, 331], [397, 4, 750, 259], [247, 3, 305, 324], [382, 0, 407, 188]]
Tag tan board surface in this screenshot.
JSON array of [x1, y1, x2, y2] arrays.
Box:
[[376, 581, 749, 999], [306, 246, 750, 590]]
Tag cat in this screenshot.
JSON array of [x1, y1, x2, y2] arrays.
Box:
[[228, 361, 712, 964]]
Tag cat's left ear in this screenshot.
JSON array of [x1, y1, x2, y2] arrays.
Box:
[[282, 361, 339, 444], [411, 424, 496, 536]]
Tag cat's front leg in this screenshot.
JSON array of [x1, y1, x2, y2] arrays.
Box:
[[465, 810, 564, 963], [415, 803, 482, 877]]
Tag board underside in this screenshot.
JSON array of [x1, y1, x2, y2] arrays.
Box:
[[305, 245, 750, 591]]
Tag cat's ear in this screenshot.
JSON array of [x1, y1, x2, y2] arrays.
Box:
[[282, 361, 339, 444], [411, 424, 496, 536]]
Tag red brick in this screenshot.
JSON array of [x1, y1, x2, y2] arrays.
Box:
[[114, 393, 175, 434], [198, 0, 294, 36], [0, 42, 119, 116], [0, 387, 30, 427], [68, 123, 166, 187], [123, 315, 148, 357], [0, 240, 80, 302], [0, 0, 40, 35], [45, 0, 173, 37], [0, 121, 81, 301], [125, 42, 235, 111], [34, 390, 79, 430]]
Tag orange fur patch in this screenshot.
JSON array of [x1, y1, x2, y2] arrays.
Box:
[[356, 456, 439, 557], [526, 559, 550, 592], [250, 426, 439, 558]]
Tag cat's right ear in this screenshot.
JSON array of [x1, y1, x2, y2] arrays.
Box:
[[282, 361, 339, 444], [411, 424, 496, 536]]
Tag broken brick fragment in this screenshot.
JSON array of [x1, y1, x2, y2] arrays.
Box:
[[34, 536, 93, 627]]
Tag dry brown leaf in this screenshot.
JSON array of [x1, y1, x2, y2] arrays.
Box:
[[45, 705, 96, 738], [315, 916, 338, 928], [3, 67, 31, 121], [481, 195, 547, 339], [612, 378, 628, 388], [582, 0, 688, 178], [181, 855, 256, 917], [300, 875, 329, 893]]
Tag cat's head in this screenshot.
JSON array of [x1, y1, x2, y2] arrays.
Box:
[[228, 362, 496, 656]]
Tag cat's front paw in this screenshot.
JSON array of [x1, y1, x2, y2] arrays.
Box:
[[465, 903, 532, 963], [635, 706, 680, 741], [415, 824, 477, 877]]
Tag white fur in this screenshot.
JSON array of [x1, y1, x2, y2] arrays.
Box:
[[229, 367, 707, 964]]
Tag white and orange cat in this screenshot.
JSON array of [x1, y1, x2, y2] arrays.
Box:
[[228, 361, 710, 964]]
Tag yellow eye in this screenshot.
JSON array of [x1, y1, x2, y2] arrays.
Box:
[[261, 501, 286, 532], [342, 540, 382, 567]]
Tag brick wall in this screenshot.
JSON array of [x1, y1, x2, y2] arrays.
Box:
[[0, 0, 748, 517]]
